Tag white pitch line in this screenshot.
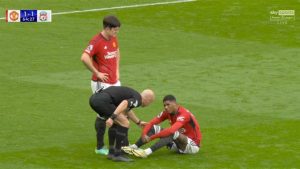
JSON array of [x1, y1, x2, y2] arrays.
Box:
[[0, 0, 196, 20]]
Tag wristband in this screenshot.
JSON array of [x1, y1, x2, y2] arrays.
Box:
[[136, 120, 141, 125], [111, 114, 118, 120]]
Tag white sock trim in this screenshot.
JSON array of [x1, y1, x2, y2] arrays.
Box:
[[130, 144, 138, 149], [173, 131, 180, 140], [145, 148, 152, 155]]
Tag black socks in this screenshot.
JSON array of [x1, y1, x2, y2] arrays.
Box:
[[108, 124, 118, 154], [95, 117, 106, 149], [150, 135, 173, 152], [115, 125, 129, 156]]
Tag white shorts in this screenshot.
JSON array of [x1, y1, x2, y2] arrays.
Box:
[[91, 80, 121, 119], [170, 137, 200, 154], [91, 80, 121, 93]]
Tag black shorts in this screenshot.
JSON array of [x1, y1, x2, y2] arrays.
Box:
[[89, 92, 116, 119]]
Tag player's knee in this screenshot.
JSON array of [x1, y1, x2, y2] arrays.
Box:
[[172, 131, 180, 140], [166, 142, 178, 152], [108, 124, 118, 134], [115, 114, 130, 128]]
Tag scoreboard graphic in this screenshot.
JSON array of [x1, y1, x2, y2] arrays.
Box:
[[6, 10, 52, 22]]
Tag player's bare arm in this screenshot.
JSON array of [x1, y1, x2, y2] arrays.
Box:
[[106, 100, 129, 127], [116, 48, 120, 80], [142, 135, 151, 143], [113, 113, 129, 128], [127, 110, 148, 128], [81, 52, 109, 82]]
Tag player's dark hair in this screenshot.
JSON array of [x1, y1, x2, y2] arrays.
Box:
[[163, 95, 176, 102], [103, 15, 121, 28]]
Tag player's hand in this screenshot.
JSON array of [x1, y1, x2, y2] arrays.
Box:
[[106, 118, 113, 127], [96, 72, 109, 82], [139, 121, 148, 128], [142, 135, 150, 143]]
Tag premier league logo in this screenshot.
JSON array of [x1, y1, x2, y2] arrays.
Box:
[[39, 11, 48, 21]]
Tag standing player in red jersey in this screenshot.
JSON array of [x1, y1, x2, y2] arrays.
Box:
[[81, 15, 121, 155], [122, 95, 202, 158]]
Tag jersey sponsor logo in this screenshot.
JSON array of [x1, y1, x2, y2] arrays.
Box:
[[85, 45, 93, 53], [104, 46, 107, 50], [177, 116, 185, 122], [104, 51, 117, 59]]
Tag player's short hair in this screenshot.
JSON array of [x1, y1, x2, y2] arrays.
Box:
[[163, 95, 176, 102], [103, 15, 121, 28]]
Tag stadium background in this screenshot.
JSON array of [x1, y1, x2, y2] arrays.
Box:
[[0, 0, 299, 168]]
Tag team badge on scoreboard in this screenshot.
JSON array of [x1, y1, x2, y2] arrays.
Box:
[[6, 10, 20, 22], [37, 10, 52, 22], [6, 10, 52, 22]]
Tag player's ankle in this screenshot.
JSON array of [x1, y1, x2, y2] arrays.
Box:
[[130, 144, 138, 149], [145, 148, 152, 155], [109, 146, 115, 154]]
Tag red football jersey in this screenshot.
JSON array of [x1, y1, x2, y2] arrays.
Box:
[[84, 33, 119, 84], [143, 106, 202, 145]]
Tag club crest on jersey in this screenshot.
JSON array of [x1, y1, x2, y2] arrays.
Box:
[[177, 116, 185, 122]]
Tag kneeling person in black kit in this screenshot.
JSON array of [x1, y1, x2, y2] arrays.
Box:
[[89, 86, 155, 162]]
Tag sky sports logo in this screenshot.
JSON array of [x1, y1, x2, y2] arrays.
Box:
[[270, 10, 295, 16], [270, 10, 295, 24], [6, 10, 52, 22]]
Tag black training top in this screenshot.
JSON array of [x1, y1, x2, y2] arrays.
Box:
[[103, 86, 142, 109]]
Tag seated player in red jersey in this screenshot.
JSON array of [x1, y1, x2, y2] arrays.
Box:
[[122, 95, 202, 158]]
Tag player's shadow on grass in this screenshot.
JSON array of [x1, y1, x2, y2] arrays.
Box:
[[0, 142, 202, 168]]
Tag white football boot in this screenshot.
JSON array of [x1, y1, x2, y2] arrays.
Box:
[[132, 148, 148, 158], [121, 146, 135, 155]]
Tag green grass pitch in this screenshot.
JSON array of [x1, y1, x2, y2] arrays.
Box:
[[0, 0, 299, 168]]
